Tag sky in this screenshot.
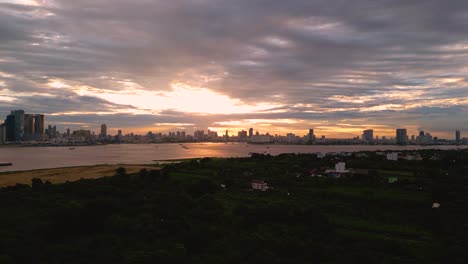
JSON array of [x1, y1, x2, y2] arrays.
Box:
[[1, 0, 467, 138]]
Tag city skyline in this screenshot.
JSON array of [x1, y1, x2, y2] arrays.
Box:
[[1, 108, 465, 142], [1, 1, 468, 137]]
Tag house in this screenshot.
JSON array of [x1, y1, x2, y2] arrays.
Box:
[[388, 176, 398, 183], [335, 162, 348, 173], [317, 153, 326, 159], [325, 170, 341, 178], [321, 163, 351, 178], [387, 153, 398, 161], [401, 154, 422, 161], [354, 153, 368, 158], [243, 171, 253, 177], [251, 180, 269, 191], [309, 169, 324, 177]]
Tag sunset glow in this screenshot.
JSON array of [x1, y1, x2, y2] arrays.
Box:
[[0, 0, 467, 138]]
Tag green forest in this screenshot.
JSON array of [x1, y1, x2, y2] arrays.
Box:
[[0, 149, 467, 263]]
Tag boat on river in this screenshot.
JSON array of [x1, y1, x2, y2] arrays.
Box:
[[0, 162, 13, 167]]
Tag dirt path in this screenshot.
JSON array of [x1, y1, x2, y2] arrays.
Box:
[[0, 164, 159, 187]]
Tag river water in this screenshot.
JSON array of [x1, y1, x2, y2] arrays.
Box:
[[1, 143, 467, 172]]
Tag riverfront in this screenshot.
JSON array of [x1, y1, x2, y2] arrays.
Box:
[[2, 143, 468, 172]]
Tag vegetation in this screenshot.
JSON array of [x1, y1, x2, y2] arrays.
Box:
[[0, 149, 467, 263]]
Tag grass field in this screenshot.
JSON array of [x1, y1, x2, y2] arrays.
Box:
[[377, 169, 414, 177], [0, 164, 159, 187]]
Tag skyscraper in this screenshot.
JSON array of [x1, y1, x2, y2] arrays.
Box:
[[456, 130, 461, 143], [396, 129, 408, 145], [24, 114, 35, 140], [249, 128, 253, 138], [34, 114, 45, 141], [5, 114, 16, 142], [0, 124, 5, 144], [101, 124, 107, 137], [194, 130, 204, 141], [10, 110, 24, 141], [238, 130, 248, 139], [362, 129, 374, 142], [46, 125, 57, 138], [308, 129, 315, 143]]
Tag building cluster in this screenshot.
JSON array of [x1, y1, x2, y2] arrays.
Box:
[[1, 109, 467, 146], [357, 128, 466, 145], [146, 127, 456, 146], [0, 110, 45, 144], [0, 110, 114, 145], [113, 128, 319, 144]]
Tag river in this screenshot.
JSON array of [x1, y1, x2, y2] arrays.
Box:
[[1, 143, 467, 172]]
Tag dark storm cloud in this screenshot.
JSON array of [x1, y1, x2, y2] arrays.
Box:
[[0, 93, 138, 117], [1, 0, 468, 136]]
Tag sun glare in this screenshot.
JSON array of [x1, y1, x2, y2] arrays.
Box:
[[74, 82, 282, 115]]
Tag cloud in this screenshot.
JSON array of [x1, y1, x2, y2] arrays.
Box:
[[1, 0, 468, 137]]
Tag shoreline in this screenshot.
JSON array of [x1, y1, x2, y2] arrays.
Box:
[[0, 164, 159, 187], [2, 145, 468, 174], [0, 141, 465, 148]]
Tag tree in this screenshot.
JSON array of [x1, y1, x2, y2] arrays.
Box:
[[31, 178, 43, 190], [139, 168, 149, 178], [115, 167, 127, 177]]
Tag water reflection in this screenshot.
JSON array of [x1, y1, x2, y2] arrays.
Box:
[[0, 143, 467, 172]]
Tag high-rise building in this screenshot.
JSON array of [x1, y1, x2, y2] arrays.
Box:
[[24, 114, 35, 140], [425, 132, 433, 144], [396, 128, 408, 145], [287, 133, 298, 143], [417, 130, 434, 145], [456, 130, 461, 143], [194, 130, 204, 141], [362, 129, 374, 142], [100, 124, 107, 137], [308, 129, 315, 142], [0, 124, 5, 144], [34, 114, 45, 141], [71, 130, 92, 141], [238, 130, 248, 139], [10, 110, 25, 141], [207, 130, 218, 139], [46, 125, 57, 139], [248, 128, 253, 138], [5, 114, 16, 142]]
